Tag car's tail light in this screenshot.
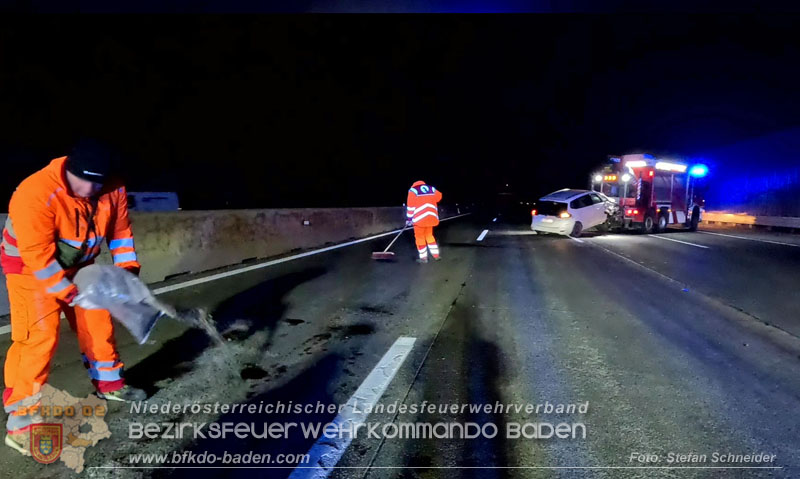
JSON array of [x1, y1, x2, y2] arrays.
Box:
[[559, 212, 571, 218], [626, 209, 640, 216], [531, 209, 537, 216]]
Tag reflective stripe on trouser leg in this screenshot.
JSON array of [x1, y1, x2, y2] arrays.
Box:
[[81, 354, 123, 382], [414, 225, 430, 259], [5, 391, 43, 433], [66, 306, 125, 393], [7, 410, 36, 433], [425, 227, 439, 258]]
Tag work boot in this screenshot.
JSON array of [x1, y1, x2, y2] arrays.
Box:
[[5, 433, 31, 456], [4, 407, 43, 456], [416, 257, 429, 264], [432, 255, 441, 261], [97, 385, 147, 403]]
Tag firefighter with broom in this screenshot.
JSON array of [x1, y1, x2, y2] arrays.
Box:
[[406, 180, 443, 263]]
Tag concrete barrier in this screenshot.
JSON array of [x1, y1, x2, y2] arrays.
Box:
[[704, 211, 800, 229], [1, 206, 452, 317]]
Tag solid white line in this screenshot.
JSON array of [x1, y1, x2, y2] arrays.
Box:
[[476, 229, 489, 241], [568, 236, 584, 244], [700, 230, 800, 248], [647, 234, 709, 249], [0, 214, 472, 336], [288, 336, 416, 479]]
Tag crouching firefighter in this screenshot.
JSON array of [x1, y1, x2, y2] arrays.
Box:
[[1, 140, 147, 455], [406, 180, 443, 263]]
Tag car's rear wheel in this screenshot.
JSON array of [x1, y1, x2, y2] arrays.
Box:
[[570, 221, 583, 237]]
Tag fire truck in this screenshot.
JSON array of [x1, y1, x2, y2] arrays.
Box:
[[590, 154, 706, 233]]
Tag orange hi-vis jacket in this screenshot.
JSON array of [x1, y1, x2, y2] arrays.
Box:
[[406, 181, 443, 227], [0, 156, 140, 300]]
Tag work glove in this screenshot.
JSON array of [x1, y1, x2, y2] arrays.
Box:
[[63, 284, 102, 310], [123, 265, 141, 277], [70, 291, 103, 310], [62, 284, 102, 309], [405, 219, 413, 227], [62, 285, 80, 307]]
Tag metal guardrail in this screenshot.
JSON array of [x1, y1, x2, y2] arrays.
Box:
[[704, 211, 800, 229]]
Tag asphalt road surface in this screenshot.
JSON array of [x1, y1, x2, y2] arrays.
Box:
[[1, 214, 799, 478]]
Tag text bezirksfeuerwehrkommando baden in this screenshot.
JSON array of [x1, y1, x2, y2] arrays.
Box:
[[129, 421, 587, 441], [128, 400, 589, 441]]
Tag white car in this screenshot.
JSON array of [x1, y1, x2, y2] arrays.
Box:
[[531, 189, 611, 237]]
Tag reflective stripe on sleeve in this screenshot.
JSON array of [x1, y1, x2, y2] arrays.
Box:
[[113, 252, 138, 264], [35, 261, 64, 281], [46, 278, 72, 294], [4, 216, 15, 237], [109, 238, 134, 250], [2, 241, 20, 256]]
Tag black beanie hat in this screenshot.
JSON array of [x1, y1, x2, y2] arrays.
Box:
[[65, 139, 113, 183]]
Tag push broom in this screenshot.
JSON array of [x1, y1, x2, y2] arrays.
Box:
[[371, 225, 409, 260]]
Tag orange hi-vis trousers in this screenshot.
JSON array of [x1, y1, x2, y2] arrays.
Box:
[[413, 225, 440, 260], [3, 273, 124, 435]]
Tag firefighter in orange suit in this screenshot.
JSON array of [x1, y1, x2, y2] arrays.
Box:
[[406, 180, 443, 263], [1, 140, 147, 455]]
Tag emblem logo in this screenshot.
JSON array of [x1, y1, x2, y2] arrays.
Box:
[[31, 423, 63, 464]]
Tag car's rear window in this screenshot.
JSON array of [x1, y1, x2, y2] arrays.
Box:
[[535, 201, 568, 216]]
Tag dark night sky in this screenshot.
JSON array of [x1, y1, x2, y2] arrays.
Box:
[[1, 14, 799, 209]]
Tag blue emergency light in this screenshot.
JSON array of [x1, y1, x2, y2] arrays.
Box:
[[689, 164, 708, 177]]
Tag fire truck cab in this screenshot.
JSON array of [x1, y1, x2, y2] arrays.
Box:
[[590, 154, 704, 233]]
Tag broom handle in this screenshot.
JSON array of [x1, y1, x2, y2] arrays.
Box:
[[383, 225, 408, 252]]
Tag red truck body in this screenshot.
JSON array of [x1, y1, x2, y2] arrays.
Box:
[[590, 154, 704, 233]]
